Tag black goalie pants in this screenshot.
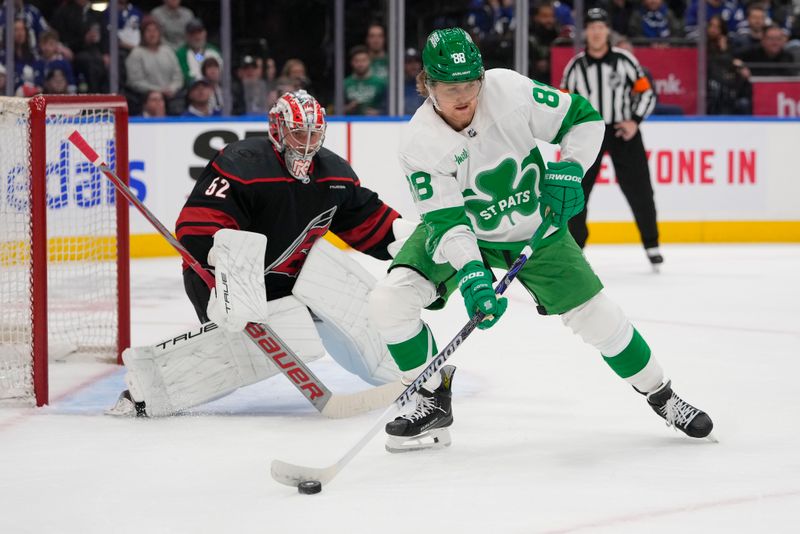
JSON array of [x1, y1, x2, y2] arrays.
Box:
[[568, 126, 660, 250]]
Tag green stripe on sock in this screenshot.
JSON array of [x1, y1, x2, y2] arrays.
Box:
[[602, 328, 651, 378], [387, 324, 437, 371]]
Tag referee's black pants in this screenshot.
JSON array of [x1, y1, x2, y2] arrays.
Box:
[[568, 126, 660, 250]]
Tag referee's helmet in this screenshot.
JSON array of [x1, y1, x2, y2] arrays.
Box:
[[422, 28, 484, 83]]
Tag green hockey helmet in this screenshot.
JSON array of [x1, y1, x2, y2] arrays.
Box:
[[422, 28, 484, 84]]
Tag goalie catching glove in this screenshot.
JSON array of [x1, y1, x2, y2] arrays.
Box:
[[457, 260, 507, 330], [539, 161, 584, 227]]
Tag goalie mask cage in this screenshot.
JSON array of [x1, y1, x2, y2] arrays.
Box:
[[0, 95, 130, 407]]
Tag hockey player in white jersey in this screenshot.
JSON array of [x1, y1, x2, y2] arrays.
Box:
[[368, 28, 714, 452]]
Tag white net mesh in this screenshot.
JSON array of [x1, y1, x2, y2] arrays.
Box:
[[0, 96, 124, 403]]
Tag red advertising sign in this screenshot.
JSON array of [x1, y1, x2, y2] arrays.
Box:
[[551, 46, 698, 114], [752, 79, 800, 116]]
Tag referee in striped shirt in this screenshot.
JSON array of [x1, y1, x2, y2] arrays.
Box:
[[561, 8, 663, 268]]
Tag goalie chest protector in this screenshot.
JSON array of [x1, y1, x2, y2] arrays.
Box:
[[177, 137, 399, 301]]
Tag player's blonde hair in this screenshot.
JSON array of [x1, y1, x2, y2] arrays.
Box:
[[416, 71, 430, 97]]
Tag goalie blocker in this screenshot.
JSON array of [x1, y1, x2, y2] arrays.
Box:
[[111, 233, 402, 417]]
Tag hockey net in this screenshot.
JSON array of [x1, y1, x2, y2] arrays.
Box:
[[0, 95, 130, 406]]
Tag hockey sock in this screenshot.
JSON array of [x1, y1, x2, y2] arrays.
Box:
[[386, 323, 439, 388], [602, 328, 663, 393]]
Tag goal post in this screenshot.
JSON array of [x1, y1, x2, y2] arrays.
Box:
[[0, 94, 130, 407]]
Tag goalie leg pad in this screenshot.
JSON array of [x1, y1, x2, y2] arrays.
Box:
[[124, 297, 324, 416], [293, 238, 401, 385]]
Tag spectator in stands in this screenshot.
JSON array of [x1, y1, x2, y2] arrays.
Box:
[[280, 58, 313, 93], [232, 54, 269, 116], [608, 0, 635, 36], [529, 1, 561, 84], [365, 23, 388, 81], [107, 0, 143, 52], [685, 0, 745, 36], [151, 0, 195, 50], [344, 45, 386, 115], [757, 0, 792, 32], [0, 1, 49, 59], [552, 0, 575, 36], [142, 89, 167, 117], [176, 18, 222, 85], [9, 18, 39, 92], [125, 18, 184, 115], [731, 3, 768, 55], [201, 57, 223, 113], [466, 0, 515, 69], [738, 24, 797, 76], [42, 67, 71, 94], [37, 30, 76, 94], [706, 15, 752, 114], [52, 0, 109, 93], [403, 48, 425, 115], [15, 64, 39, 97], [268, 76, 299, 109], [182, 79, 220, 117], [629, 0, 683, 39]]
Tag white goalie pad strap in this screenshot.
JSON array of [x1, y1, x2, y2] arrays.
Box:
[[206, 229, 270, 332], [293, 238, 401, 385], [124, 296, 325, 416]]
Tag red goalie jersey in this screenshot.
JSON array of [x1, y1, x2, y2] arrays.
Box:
[[177, 136, 400, 318]]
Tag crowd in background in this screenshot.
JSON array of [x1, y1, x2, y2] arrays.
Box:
[[2, 0, 799, 117]]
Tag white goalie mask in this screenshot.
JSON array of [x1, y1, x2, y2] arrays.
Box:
[[268, 90, 327, 182]]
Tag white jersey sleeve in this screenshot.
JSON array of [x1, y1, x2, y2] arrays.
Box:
[[398, 103, 481, 267], [526, 78, 605, 174]]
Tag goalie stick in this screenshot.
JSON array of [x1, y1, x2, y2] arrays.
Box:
[[68, 130, 403, 419], [270, 218, 553, 488]]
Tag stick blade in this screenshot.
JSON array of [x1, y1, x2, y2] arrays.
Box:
[[270, 459, 337, 487], [320, 380, 404, 419]]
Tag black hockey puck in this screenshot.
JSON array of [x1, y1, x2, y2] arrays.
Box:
[[297, 480, 322, 495]]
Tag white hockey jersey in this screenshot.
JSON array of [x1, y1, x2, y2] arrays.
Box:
[[398, 68, 604, 264]]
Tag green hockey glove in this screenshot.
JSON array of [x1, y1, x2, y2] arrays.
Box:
[[539, 161, 585, 227], [457, 260, 508, 330]]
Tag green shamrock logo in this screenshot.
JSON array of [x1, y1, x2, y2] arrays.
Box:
[[463, 158, 538, 231]]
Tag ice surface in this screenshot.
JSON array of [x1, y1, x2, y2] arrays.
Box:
[[1, 245, 798, 533]]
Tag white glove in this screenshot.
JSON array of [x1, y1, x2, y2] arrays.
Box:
[[205, 229, 269, 332]]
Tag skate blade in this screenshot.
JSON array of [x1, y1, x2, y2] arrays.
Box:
[[650, 263, 661, 274], [705, 432, 719, 443], [385, 428, 452, 453]]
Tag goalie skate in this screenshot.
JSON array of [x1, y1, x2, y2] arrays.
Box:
[[385, 365, 456, 453], [105, 390, 147, 417]]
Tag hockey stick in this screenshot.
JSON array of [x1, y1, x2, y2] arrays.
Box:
[[68, 130, 403, 419], [271, 217, 553, 487]]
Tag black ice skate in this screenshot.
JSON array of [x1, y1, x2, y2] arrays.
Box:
[[644, 380, 715, 441], [645, 247, 664, 273], [106, 389, 148, 417], [385, 365, 456, 453]]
